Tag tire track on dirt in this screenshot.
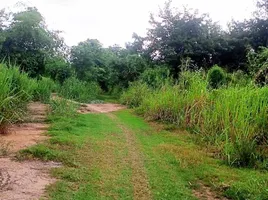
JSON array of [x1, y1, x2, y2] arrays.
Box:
[[107, 113, 152, 200]]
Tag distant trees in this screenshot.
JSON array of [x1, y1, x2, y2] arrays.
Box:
[[125, 0, 268, 77], [0, 1, 268, 90]]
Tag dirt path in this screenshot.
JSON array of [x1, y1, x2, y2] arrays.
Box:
[[79, 103, 125, 114], [0, 102, 59, 200], [1, 102, 49, 154], [107, 113, 152, 200]]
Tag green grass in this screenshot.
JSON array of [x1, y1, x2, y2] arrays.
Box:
[[59, 77, 101, 103], [20, 101, 133, 199], [97, 94, 120, 103], [123, 71, 268, 168], [115, 110, 268, 200], [21, 103, 268, 200]]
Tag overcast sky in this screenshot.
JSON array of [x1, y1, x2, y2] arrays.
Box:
[[0, 0, 257, 47]]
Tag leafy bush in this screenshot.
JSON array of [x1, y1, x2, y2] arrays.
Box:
[[45, 57, 73, 84], [247, 47, 268, 75], [207, 65, 226, 89], [254, 65, 268, 86], [59, 77, 101, 103], [120, 81, 150, 108], [140, 66, 172, 89]]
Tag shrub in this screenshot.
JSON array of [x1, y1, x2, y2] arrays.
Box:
[[45, 57, 73, 84], [140, 66, 172, 89], [228, 70, 251, 87], [254, 65, 268, 86], [207, 65, 226, 89]]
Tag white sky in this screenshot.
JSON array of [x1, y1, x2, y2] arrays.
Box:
[[0, 0, 257, 47]]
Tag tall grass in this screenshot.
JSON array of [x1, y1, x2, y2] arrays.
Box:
[[33, 77, 56, 103], [0, 64, 36, 131], [122, 71, 268, 168], [120, 81, 151, 108], [59, 77, 101, 103]]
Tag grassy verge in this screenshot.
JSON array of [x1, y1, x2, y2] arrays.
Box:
[[115, 110, 268, 200], [20, 103, 268, 199]]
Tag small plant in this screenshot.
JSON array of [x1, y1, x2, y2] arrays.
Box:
[[207, 65, 226, 89]]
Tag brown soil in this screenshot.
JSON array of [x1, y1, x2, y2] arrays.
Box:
[[193, 183, 229, 200], [0, 102, 59, 200], [0, 102, 49, 154], [0, 158, 60, 200], [78, 103, 125, 114]]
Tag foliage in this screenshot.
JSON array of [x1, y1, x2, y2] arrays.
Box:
[[124, 70, 268, 168], [0, 7, 65, 77], [255, 65, 268, 86], [207, 65, 226, 89], [33, 77, 56, 103], [70, 39, 106, 82], [59, 77, 101, 103], [45, 57, 73, 84], [140, 66, 172, 88], [0, 64, 36, 131], [120, 81, 150, 108]]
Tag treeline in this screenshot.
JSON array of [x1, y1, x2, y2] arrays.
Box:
[[0, 1, 268, 92]]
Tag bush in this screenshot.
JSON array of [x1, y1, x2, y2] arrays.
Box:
[[59, 77, 101, 103], [45, 57, 73, 84], [254, 65, 268, 86], [207, 65, 226, 89], [120, 81, 150, 108], [140, 66, 172, 89]]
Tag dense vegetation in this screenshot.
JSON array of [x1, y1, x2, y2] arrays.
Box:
[[1, 0, 268, 170]]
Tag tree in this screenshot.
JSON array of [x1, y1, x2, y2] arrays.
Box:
[[144, 1, 223, 76], [0, 7, 65, 77]]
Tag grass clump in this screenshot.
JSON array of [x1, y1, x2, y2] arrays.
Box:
[[33, 77, 56, 103], [59, 77, 101, 103], [124, 70, 268, 168], [0, 64, 36, 132], [120, 81, 150, 108]]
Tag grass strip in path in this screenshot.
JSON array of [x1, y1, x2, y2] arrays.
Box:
[[107, 113, 152, 200]]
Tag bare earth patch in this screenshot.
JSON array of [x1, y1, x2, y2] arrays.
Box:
[[193, 183, 229, 200], [79, 103, 125, 114], [0, 102, 59, 200], [0, 158, 60, 200], [0, 102, 49, 154]]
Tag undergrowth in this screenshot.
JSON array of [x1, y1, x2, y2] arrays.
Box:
[[121, 70, 268, 168]]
